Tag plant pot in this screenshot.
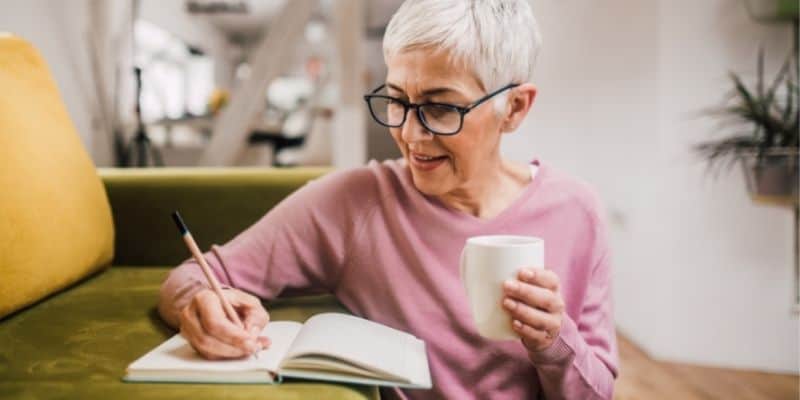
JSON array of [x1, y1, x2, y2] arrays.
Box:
[[740, 148, 799, 206]]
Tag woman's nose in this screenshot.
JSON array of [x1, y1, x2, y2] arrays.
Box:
[[400, 109, 433, 143]]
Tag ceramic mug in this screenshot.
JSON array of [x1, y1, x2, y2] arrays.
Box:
[[460, 235, 545, 340]]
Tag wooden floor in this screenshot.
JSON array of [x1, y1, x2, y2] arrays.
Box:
[[615, 333, 798, 400]]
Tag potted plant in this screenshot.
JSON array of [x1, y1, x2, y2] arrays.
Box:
[[695, 47, 799, 205]]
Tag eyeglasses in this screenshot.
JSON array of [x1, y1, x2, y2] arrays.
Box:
[[363, 83, 519, 136]]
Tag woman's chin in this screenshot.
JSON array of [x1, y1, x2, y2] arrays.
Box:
[[409, 172, 449, 196]]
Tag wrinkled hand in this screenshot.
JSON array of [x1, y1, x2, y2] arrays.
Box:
[[501, 268, 564, 354], [179, 288, 271, 360]]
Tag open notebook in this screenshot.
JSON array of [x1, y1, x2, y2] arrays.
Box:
[[124, 313, 431, 389]]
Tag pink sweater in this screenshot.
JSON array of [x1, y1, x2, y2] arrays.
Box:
[[160, 159, 618, 399]]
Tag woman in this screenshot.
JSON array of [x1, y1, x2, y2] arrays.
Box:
[[158, 0, 618, 398]]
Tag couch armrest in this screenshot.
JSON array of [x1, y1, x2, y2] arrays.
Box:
[[100, 167, 330, 266]]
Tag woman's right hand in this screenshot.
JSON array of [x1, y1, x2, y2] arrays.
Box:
[[178, 288, 272, 360]]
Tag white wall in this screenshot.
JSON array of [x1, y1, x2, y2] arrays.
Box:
[[653, 0, 796, 374], [1, 0, 99, 161], [504, 0, 797, 373]]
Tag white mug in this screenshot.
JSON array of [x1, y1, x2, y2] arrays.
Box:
[[460, 235, 545, 340]]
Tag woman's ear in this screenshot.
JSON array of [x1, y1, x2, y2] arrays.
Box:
[[500, 83, 537, 133]]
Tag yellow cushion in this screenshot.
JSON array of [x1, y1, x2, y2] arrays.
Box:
[[0, 34, 114, 319]]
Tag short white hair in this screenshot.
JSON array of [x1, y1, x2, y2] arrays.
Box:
[[383, 0, 542, 92]]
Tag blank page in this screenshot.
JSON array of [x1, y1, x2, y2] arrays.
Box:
[[127, 321, 303, 374], [282, 313, 422, 382]]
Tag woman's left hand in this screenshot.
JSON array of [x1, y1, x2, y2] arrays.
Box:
[[502, 267, 564, 354]]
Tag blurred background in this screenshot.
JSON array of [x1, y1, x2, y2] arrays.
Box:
[[1, 0, 797, 398]]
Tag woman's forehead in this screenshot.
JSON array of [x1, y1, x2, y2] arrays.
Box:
[[385, 49, 483, 95]]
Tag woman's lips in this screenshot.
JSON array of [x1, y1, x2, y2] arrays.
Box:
[[410, 152, 448, 171]]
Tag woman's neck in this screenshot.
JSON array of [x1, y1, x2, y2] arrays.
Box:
[[437, 159, 531, 219]]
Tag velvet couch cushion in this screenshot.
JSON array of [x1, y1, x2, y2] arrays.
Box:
[[0, 266, 378, 400]]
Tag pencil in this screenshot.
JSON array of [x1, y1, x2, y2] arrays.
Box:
[[170, 211, 248, 332]]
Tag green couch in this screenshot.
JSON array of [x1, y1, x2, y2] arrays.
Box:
[[0, 34, 378, 399], [0, 169, 380, 400]]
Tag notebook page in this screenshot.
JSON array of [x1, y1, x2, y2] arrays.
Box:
[[282, 313, 416, 381], [127, 321, 303, 374], [405, 336, 432, 388]]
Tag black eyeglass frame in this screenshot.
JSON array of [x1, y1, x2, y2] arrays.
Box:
[[362, 82, 520, 136]]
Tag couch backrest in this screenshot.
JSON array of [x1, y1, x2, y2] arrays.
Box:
[[0, 34, 114, 319], [100, 167, 329, 266]]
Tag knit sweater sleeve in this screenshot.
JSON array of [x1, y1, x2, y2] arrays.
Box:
[[158, 169, 369, 327], [527, 186, 619, 400], [528, 251, 618, 399]]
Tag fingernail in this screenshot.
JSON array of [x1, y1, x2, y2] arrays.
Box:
[[261, 336, 272, 346], [520, 269, 534, 279], [503, 280, 518, 291], [503, 298, 517, 309], [512, 320, 522, 329], [249, 327, 259, 337]]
